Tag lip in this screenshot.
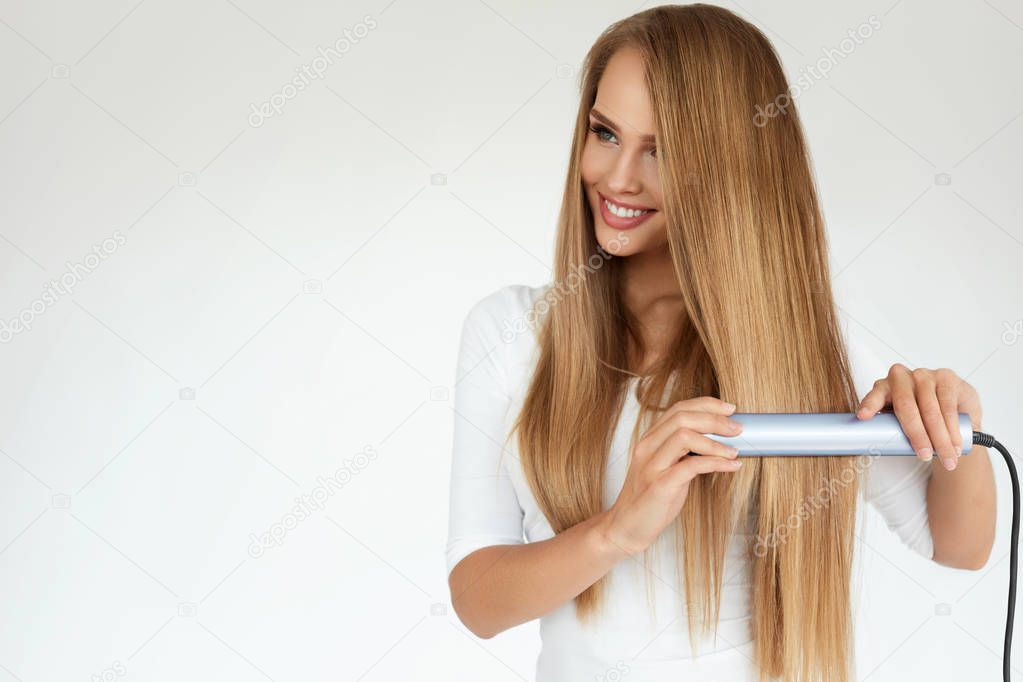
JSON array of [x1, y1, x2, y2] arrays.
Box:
[[597, 191, 657, 230]]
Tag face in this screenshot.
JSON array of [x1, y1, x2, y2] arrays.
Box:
[[581, 46, 667, 257]]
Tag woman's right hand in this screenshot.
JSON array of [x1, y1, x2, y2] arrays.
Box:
[[597, 397, 744, 558]]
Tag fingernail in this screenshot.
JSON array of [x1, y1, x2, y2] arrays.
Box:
[[919, 447, 932, 461], [724, 402, 736, 411], [728, 446, 740, 455], [942, 457, 956, 471]]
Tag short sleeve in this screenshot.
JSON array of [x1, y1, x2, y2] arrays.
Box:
[[445, 288, 527, 577], [846, 326, 935, 561]]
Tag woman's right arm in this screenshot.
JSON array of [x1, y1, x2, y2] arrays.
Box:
[[448, 508, 625, 639], [446, 288, 625, 638], [449, 398, 743, 639], [445, 287, 743, 638]]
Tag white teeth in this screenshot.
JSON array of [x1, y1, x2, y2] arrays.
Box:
[[604, 199, 650, 218]]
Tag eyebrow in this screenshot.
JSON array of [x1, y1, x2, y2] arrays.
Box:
[[589, 108, 657, 145]]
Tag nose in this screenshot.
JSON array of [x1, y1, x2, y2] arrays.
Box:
[[606, 149, 643, 196]]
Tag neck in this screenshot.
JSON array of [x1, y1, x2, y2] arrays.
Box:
[[620, 243, 683, 318], [619, 244, 686, 374]]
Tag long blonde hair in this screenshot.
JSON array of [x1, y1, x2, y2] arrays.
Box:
[[507, 4, 868, 681]]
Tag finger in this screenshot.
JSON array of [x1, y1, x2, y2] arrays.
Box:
[[856, 378, 890, 419], [936, 372, 964, 456], [914, 372, 956, 470], [648, 427, 739, 472], [648, 396, 736, 435], [639, 410, 742, 461], [889, 366, 932, 461], [659, 452, 742, 490], [931, 371, 963, 468]]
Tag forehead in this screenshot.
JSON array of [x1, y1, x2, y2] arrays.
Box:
[[593, 47, 655, 136]]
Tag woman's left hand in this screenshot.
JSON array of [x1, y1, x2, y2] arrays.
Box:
[[855, 364, 983, 471]]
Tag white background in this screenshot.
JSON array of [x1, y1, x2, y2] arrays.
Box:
[[0, 0, 1021, 680]]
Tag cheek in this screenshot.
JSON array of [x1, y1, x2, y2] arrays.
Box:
[[641, 163, 662, 206], [580, 142, 609, 184]]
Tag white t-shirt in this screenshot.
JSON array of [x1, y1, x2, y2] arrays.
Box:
[[445, 283, 934, 681]]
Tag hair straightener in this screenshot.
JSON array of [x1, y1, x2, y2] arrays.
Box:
[[704, 412, 1018, 681]]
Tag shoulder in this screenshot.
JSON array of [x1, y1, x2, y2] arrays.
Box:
[[462, 282, 551, 343], [460, 283, 551, 395]]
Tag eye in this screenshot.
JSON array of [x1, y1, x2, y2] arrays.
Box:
[[590, 122, 658, 158], [588, 123, 617, 144]]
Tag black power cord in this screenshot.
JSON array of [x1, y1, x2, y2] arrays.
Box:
[[973, 431, 1018, 682]]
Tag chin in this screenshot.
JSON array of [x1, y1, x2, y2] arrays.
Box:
[[594, 224, 640, 257], [595, 219, 663, 256]]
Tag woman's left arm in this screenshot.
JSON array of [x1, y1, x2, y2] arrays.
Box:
[[856, 364, 996, 570]]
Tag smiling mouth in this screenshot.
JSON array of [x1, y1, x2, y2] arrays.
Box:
[[598, 192, 655, 217], [596, 192, 657, 230]]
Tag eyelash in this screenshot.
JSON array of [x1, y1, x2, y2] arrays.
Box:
[[588, 123, 657, 158], [589, 123, 616, 144]]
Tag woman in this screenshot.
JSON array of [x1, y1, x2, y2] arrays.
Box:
[[445, 4, 995, 681]]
